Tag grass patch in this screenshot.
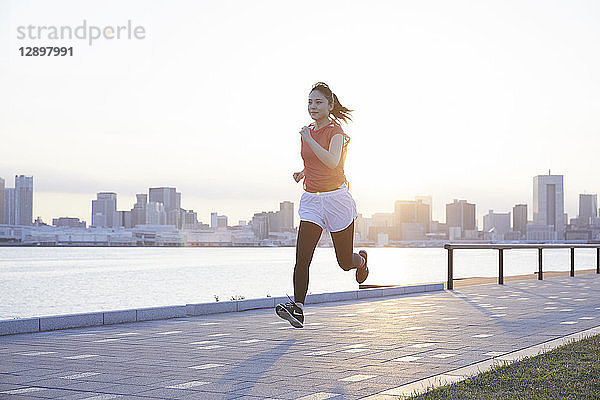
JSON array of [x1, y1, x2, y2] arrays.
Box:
[[408, 334, 600, 399]]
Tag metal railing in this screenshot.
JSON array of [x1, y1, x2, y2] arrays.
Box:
[[444, 243, 600, 290]]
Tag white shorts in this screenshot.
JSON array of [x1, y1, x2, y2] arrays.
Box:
[[298, 184, 358, 233]]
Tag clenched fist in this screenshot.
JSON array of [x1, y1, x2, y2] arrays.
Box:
[[293, 170, 305, 183]]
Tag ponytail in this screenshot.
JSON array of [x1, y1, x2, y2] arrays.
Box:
[[310, 82, 353, 123]]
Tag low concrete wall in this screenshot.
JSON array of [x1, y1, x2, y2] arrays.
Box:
[[137, 306, 187, 322], [39, 312, 103, 332], [0, 318, 39, 335], [187, 301, 237, 316], [104, 309, 136, 325], [0, 283, 444, 336]]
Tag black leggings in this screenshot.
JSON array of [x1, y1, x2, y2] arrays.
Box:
[[293, 220, 364, 304]]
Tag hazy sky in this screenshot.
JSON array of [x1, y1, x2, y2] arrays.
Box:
[[1, 0, 599, 227]]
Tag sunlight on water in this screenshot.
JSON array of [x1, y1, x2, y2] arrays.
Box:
[[0, 247, 596, 319]]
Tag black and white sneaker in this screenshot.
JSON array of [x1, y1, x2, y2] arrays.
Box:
[[275, 297, 304, 328]]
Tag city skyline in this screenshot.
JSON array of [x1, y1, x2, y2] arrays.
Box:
[[3, 170, 598, 230], [3, 171, 599, 246], [2, 171, 599, 233], [2, 1, 600, 233]]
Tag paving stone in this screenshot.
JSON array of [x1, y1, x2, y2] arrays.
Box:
[[1, 275, 600, 398]]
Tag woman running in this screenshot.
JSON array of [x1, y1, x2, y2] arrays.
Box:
[[276, 82, 368, 328]]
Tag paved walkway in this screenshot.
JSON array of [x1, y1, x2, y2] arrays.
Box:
[[1, 274, 600, 400]]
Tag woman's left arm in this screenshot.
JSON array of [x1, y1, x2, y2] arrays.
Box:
[[300, 127, 343, 169]]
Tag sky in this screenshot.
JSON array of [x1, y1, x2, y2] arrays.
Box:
[[1, 0, 599, 228]]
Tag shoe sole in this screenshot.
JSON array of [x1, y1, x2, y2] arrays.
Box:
[[275, 305, 303, 328], [357, 250, 369, 284]]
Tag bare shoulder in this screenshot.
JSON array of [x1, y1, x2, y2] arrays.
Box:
[[331, 124, 350, 145], [330, 133, 344, 142]]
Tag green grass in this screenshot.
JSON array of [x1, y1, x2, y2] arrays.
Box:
[[407, 334, 600, 400]]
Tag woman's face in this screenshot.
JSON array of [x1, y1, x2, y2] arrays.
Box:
[[308, 90, 333, 121]]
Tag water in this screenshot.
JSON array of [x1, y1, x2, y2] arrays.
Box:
[[0, 247, 596, 319]]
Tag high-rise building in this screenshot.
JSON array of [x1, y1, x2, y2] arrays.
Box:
[[578, 194, 597, 224], [513, 204, 528, 235], [131, 194, 148, 226], [176, 192, 181, 210], [91, 192, 117, 227], [446, 199, 476, 238], [279, 201, 294, 230], [483, 210, 511, 236], [167, 209, 181, 228], [394, 199, 431, 232], [415, 195, 432, 227], [146, 201, 166, 225], [14, 175, 33, 226], [265, 211, 280, 232], [114, 210, 133, 229], [149, 187, 179, 214], [368, 212, 400, 241], [4, 188, 15, 225], [210, 212, 228, 229], [533, 174, 565, 238], [0, 177, 4, 224], [217, 215, 228, 228], [181, 210, 198, 229], [251, 212, 269, 240], [371, 213, 394, 227]]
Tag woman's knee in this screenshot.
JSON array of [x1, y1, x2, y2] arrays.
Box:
[[336, 254, 354, 271]]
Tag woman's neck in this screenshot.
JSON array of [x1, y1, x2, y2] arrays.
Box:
[[314, 117, 331, 130]]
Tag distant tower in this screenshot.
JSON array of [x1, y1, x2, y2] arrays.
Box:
[[131, 194, 148, 226], [279, 201, 294, 230], [149, 187, 179, 213], [415, 195, 433, 228], [533, 174, 565, 238], [395, 199, 431, 233], [251, 212, 269, 240], [0, 177, 4, 224], [145, 201, 166, 225], [14, 175, 33, 226], [512, 204, 528, 235], [483, 210, 511, 236], [4, 188, 15, 225], [578, 194, 597, 224], [216, 215, 228, 228], [446, 199, 476, 237], [92, 192, 117, 227]]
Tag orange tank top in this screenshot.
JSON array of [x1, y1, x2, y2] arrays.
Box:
[[301, 119, 350, 192]]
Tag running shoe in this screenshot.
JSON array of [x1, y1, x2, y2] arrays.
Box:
[[275, 297, 304, 328], [356, 250, 369, 284]]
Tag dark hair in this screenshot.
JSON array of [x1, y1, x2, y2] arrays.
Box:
[[310, 82, 353, 123]]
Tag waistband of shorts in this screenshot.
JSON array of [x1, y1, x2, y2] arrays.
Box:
[[303, 183, 347, 196]]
